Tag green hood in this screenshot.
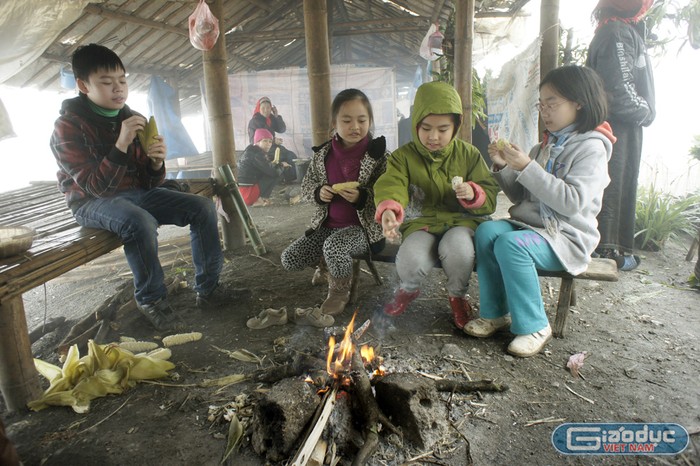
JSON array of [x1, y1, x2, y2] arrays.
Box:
[[411, 81, 463, 160]]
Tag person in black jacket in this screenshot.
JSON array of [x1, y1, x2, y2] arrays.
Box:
[[247, 96, 297, 183], [238, 128, 286, 206], [586, 0, 656, 271]]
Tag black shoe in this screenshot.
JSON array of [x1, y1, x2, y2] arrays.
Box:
[[196, 283, 252, 309], [595, 247, 618, 260], [136, 298, 184, 332]]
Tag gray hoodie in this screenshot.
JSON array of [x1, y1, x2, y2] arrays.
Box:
[[493, 128, 614, 275]]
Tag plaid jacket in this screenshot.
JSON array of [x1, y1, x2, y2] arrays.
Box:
[[50, 94, 165, 208]]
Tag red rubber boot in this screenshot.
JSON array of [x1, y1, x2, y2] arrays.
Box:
[[384, 289, 420, 316], [448, 297, 477, 329]]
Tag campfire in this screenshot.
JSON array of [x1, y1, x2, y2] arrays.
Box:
[[247, 312, 508, 466]]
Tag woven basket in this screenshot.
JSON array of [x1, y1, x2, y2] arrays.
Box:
[[0, 226, 35, 258]]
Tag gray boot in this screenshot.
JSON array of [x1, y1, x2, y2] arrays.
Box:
[[320, 275, 352, 316]]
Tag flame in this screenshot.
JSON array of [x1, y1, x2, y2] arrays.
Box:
[[326, 335, 336, 375], [360, 345, 374, 363], [326, 312, 358, 377]]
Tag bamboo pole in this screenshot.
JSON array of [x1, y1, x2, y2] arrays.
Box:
[[0, 297, 43, 411], [202, 0, 245, 250], [539, 0, 560, 135], [304, 0, 332, 146], [454, 0, 474, 142]]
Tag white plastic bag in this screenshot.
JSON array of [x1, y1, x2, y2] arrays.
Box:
[[419, 23, 444, 61], [188, 0, 220, 51]]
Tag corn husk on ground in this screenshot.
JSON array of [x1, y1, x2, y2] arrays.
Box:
[[29, 339, 174, 413]]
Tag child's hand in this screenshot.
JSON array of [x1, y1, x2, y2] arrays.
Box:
[[487, 142, 507, 169], [116, 115, 146, 153], [454, 182, 474, 201], [319, 185, 335, 203], [501, 143, 530, 171], [381, 210, 401, 241], [336, 187, 360, 204], [146, 135, 167, 170]]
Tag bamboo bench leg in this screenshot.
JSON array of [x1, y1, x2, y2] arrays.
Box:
[[0, 296, 43, 411], [349, 260, 361, 304], [553, 277, 575, 338], [364, 259, 383, 285]]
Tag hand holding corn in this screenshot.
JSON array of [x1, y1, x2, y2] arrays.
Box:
[[452, 176, 475, 201], [488, 139, 530, 171]]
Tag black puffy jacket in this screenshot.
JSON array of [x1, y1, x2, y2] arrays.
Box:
[[587, 20, 656, 127]]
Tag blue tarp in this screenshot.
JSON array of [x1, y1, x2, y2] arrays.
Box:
[[147, 76, 198, 159]]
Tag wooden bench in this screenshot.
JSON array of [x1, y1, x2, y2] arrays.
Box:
[[350, 243, 618, 338], [0, 180, 214, 411]]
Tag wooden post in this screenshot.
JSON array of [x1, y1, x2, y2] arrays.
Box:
[[203, 0, 245, 250], [0, 298, 43, 411], [454, 0, 474, 142], [304, 0, 332, 146], [539, 0, 560, 135]]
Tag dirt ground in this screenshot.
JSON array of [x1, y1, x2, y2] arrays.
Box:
[[2, 190, 699, 466]]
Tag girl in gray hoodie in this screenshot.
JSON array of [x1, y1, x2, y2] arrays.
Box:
[[465, 66, 616, 357]]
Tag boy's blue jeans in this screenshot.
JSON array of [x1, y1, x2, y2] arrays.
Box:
[[73, 187, 223, 306], [475, 220, 564, 335]]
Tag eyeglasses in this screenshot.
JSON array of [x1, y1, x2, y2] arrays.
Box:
[[535, 100, 569, 113]]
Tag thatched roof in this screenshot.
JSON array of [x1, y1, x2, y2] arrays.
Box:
[[3, 0, 531, 115]]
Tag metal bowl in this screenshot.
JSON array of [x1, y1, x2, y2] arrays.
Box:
[[0, 226, 35, 259]]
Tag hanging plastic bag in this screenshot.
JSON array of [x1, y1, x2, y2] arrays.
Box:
[[188, 0, 220, 51], [419, 23, 444, 61]]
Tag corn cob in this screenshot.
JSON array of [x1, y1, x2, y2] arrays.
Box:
[[496, 138, 511, 150], [142, 347, 172, 360], [118, 341, 159, 353], [331, 181, 360, 192], [451, 176, 463, 190], [119, 336, 136, 342], [137, 116, 159, 153], [162, 332, 203, 347]]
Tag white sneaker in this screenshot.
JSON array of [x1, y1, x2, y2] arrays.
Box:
[[463, 315, 512, 338], [507, 324, 552, 357]]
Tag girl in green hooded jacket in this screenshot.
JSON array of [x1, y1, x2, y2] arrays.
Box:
[[373, 81, 499, 329]]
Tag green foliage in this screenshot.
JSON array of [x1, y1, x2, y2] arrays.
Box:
[[690, 135, 700, 161], [634, 184, 700, 251], [560, 28, 588, 66]]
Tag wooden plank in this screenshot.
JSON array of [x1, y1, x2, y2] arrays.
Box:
[[0, 180, 215, 302]]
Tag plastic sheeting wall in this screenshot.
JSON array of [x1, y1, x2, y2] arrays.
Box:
[[0, 1, 93, 85], [485, 39, 541, 152], [224, 65, 398, 158]]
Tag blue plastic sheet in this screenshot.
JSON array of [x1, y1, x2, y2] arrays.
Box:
[[147, 76, 199, 159]]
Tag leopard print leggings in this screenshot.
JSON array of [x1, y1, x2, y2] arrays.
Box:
[[281, 225, 369, 278]]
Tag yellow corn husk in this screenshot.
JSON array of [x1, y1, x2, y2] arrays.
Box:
[[273, 147, 280, 164], [29, 340, 174, 413], [331, 181, 360, 192], [136, 116, 159, 153], [118, 341, 159, 353], [162, 332, 202, 347]]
